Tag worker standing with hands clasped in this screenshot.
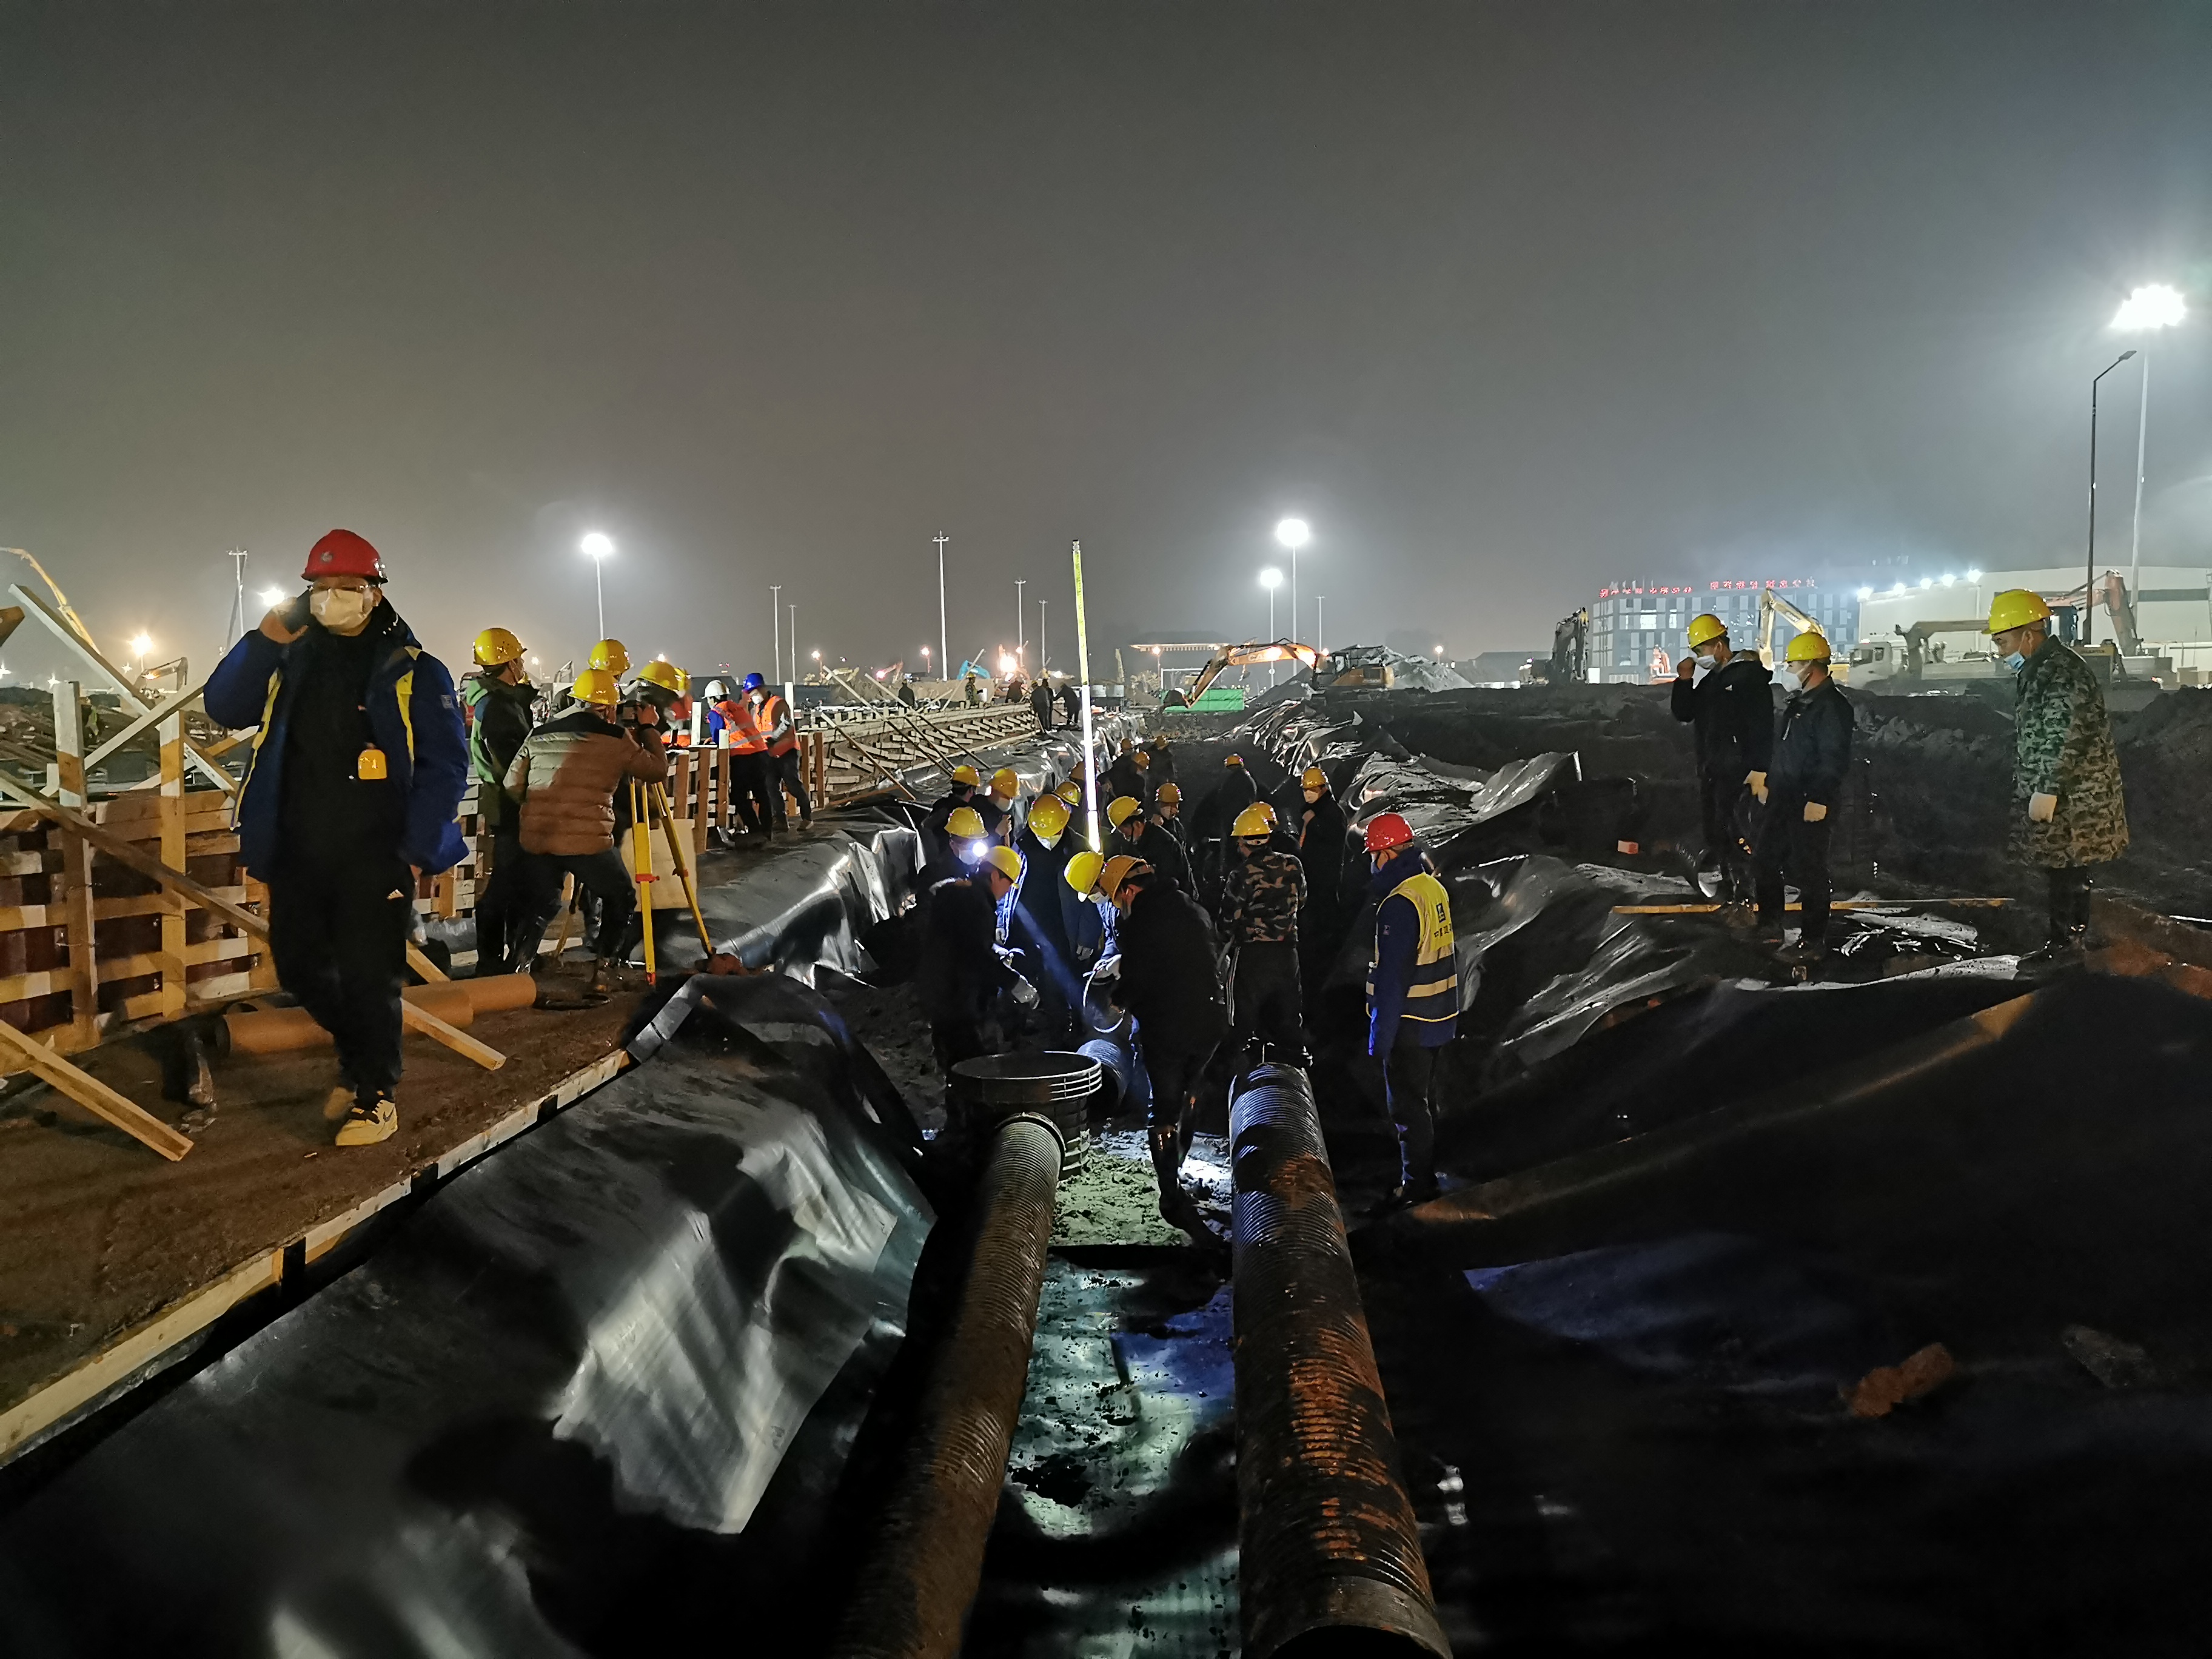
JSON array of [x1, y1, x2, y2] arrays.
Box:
[[206, 529, 469, 1148], [1220, 802, 1308, 1061], [1753, 631, 1854, 968], [1671, 613, 1773, 914], [1986, 589, 2129, 968], [1363, 813, 1456, 1207]]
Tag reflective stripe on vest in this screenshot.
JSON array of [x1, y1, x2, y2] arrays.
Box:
[[760, 693, 797, 757], [1366, 869, 1457, 1019], [726, 697, 768, 754]]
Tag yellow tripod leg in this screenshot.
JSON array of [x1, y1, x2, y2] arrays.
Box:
[[631, 777, 659, 986], [652, 782, 714, 959], [549, 872, 577, 961]]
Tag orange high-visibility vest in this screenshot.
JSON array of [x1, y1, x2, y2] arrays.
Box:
[[760, 692, 797, 758], [722, 698, 768, 754]]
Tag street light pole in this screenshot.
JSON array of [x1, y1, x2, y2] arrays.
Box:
[[1275, 517, 1311, 643], [934, 532, 950, 678], [1037, 598, 1047, 672], [581, 532, 614, 640], [770, 583, 783, 683], [2110, 283, 2188, 637], [2086, 351, 2137, 648], [2128, 352, 2150, 618], [1259, 568, 1283, 687], [1015, 578, 1027, 668]]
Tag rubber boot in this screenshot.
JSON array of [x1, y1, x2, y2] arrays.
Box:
[[1150, 1124, 1210, 1241]]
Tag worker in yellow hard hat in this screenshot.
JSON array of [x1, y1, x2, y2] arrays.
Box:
[[1293, 764, 1349, 970], [1221, 801, 1310, 1061], [979, 766, 1022, 840], [1098, 840, 1230, 1244], [588, 638, 631, 675], [1751, 630, 1855, 969], [1192, 752, 1260, 909], [1671, 610, 1774, 915], [502, 666, 670, 997], [626, 658, 692, 747], [916, 825, 1030, 1087], [1985, 588, 2128, 967], [460, 627, 541, 973], [922, 765, 986, 877], [1110, 792, 1190, 890], [1012, 792, 1087, 1039]]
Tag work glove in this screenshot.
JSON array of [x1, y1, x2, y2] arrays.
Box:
[[2028, 792, 2058, 824], [1748, 771, 1769, 805], [1803, 802, 1827, 823], [1010, 974, 1039, 1009]]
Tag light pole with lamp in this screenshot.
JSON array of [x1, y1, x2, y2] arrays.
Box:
[[1275, 517, 1310, 643], [580, 532, 614, 640], [2085, 352, 2137, 647], [1015, 578, 1027, 670], [2111, 283, 2187, 626], [1259, 567, 1283, 686], [770, 583, 783, 683], [933, 532, 949, 676], [1036, 598, 1047, 675]]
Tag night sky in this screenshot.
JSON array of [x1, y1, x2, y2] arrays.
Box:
[[3, 2, 2208, 687]]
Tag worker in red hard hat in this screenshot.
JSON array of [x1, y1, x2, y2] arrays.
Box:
[[206, 529, 470, 1148], [1362, 812, 1457, 1205]]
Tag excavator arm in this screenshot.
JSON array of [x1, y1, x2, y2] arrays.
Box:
[[1180, 640, 1321, 702]]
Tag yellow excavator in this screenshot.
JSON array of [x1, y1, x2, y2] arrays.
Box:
[[1164, 640, 1323, 706], [1756, 589, 1852, 684]]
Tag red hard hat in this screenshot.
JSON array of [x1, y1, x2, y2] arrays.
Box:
[[1364, 813, 1414, 853], [302, 529, 387, 581]]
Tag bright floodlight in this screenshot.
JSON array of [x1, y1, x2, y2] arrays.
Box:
[[1275, 517, 1312, 551], [2112, 284, 2187, 333], [1941, 573, 1956, 586], [1857, 586, 1874, 600], [260, 586, 286, 605], [131, 633, 153, 657], [1967, 568, 1983, 582], [1259, 567, 1284, 590], [580, 531, 614, 558], [997, 652, 1017, 675], [1919, 577, 1932, 589]]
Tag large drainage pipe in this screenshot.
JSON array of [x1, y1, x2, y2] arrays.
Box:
[[830, 1110, 1065, 1659], [1230, 1062, 1450, 1658]]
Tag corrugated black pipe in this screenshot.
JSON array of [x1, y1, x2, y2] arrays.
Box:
[[830, 1112, 1063, 1659], [1230, 1063, 1450, 1658]]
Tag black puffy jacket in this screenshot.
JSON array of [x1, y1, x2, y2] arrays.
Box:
[[1768, 679, 1854, 806], [1116, 875, 1228, 1057], [1671, 657, 1775, 779]]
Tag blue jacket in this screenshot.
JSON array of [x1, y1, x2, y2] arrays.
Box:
[[206, 614, 470, 879], [1367, 844, 1458, 1055]]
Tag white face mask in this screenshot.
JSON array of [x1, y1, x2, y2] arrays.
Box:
[[1694, 653, 1718, 672], [309, 586, 375, 634], [2003, 650, 2027, 672]]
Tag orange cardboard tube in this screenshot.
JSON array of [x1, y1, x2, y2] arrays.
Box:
[[225, 976, 536, 1055]]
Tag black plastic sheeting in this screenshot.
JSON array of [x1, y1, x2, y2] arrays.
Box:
[[0, 976, 931, 1657]]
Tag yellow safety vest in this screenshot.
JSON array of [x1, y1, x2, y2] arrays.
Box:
[[1367, 869, 1457, 1021]]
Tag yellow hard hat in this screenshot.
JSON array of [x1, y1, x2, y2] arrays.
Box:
[[1156, 782, 1181, 805], [588, 638, 631, 674], [1232, 803, 1275, 839], [1301, 766, 1327, 790], [946, 806, 987, 840], [1256, 801, 1279, 825], [982, 845, 1023, 883], [473, 627, 525, 667], [1686, 614, 1728, 649], [1027, 793, 1070, 839], [1056, 780, 1082, 805], [1107, 795, 1144, 828], [571, 668, 622, 708], [1985, 589, 2053, 634], [1133, 750, 1150, 768], [990, 766, 1019, 797], [1064, 849, 1105, 896], [1099, 854, 1144, 901], [1225, 754, 1245, 767], [635, 659, 688, 696], [1784, 629, 1832, 663], [950, 765, 982, 788]]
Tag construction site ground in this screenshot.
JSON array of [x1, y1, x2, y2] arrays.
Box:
[[0, 973, 641, 1456]]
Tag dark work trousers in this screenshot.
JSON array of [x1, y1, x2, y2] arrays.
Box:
[[1699, 767, 1757, 902], [2047, 865, 2094, 942], [267, 857, 411, 1098], [1384, 1034, 1443, 1190], [1232, 941, 1303, 1057], [771, 748, 813, 825], [472, 826, 527, 974], [513, 848, 635, 962], [1143, 1041, 1216, 1145], [731, 752, 779, 836], [1753, 797, 1835, 945]]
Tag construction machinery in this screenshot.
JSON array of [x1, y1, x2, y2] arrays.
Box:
[[1755, 588, 1853, 683], [1524, 609, 1589, 685], [1163, 639, 1322, 705]]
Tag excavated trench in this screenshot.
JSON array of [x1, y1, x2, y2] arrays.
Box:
[[5, 688, 2211, 1655]]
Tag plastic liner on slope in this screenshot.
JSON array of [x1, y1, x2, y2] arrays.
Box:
[[0, 977, 932, 1659], [652, 814, 924, 982], [1366, 975, 2212, 1653]]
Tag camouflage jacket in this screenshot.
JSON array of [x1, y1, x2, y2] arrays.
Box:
[[2009, 640, 2128, 868], [1220, 847, 1307, 946]]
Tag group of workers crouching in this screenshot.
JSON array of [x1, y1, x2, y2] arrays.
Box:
[[1673, 587, 2128, 970], [205, 528, 809, 1150], [908, 736, 1459, 1242]]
